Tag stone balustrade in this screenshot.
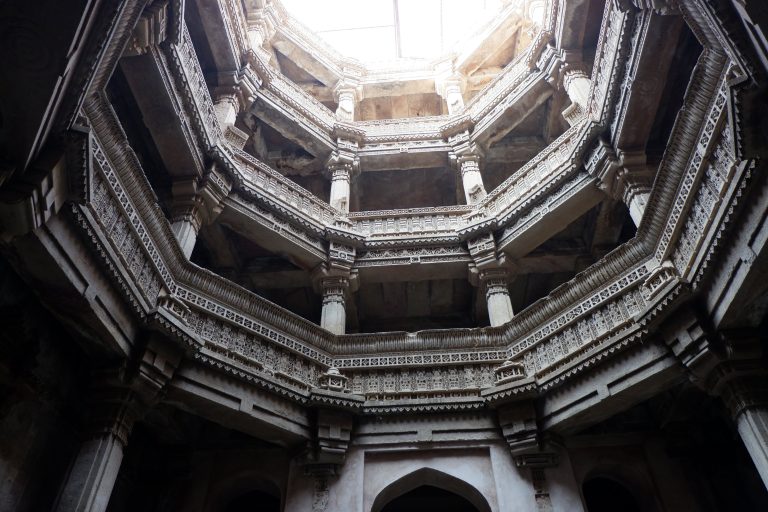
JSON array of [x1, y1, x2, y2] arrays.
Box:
[[74, 0, 745, 414]]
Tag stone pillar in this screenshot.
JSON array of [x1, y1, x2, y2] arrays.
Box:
[[333, 81, 361, 122], [459, 155, 487, 204], [329, 167, 351, 213], [622, 177, 651, 227], [437, 76, 465, 115], [617, 151, 653, 227], [53, 389, 139, 512], [170, 168, 231, 259], [247, 18, 276, 49], [721, 377, 768, 489], [170, 179, 204, 259], [319, 276, 349, 335], [326, 152, 358, 213], [585, 142, 654, 227], [563, 69, 591, 109], [213, 92, 240, 127], [481, 268, 514, 327], [737, 407, 768, 488]]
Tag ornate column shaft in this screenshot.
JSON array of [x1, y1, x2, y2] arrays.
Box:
[[481, 268, 514, 327], [213, 92, 240, 127], [333, 81, 361, 122], [563, 69, 591, 109], [444, 82, 465, 114], [437, 76, 466, 115], [586, 142, 654, 227], [617, 151, 653, 227], [329, 166, 351, 213], [459, 156, 487, 204], [53, 388, 140, 512], [621, 174, 651, 227], [170, 169, 231, 258], [319, 276, 349, 335], [247, 18, 276, 49], [326, 152, 358, 213], [170, 178, 204, 259], [662, 315, 768, 491], [721, 376, 768, 489]]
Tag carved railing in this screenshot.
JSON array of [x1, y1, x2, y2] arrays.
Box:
[[266, 72, 337, 130], [348, 206, 472, 241], [230, 149, 338, 229], [175, 25, 223, 147], [170, 18, 595, 254], [356, 117, 446, 140], [79, 0, 749, 408]]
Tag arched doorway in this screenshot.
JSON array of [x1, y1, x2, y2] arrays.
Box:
[[371, 467, 492, 512], [582, 477, 640, 512], [380, 485, 479, 512], [223, 489, 280, 512]]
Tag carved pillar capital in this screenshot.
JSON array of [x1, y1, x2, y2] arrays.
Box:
[[313, 264, 357, 335], [480, 267, 515, 327], [169, 168, 231, 258], [326, 151, 359, 213], [333, 80, 362, 122], [304, 408, 354, 478], [562, 67, 591, 124], [123, 2, 168, 57], [81, 383, 142, 447], [436, 73, 466, 115], [132, 331, 184, 406], [247, 17, 277, 49], [319, 275, 349, 305], [458, 156, 487, 205], [170, 178, 206, 251]]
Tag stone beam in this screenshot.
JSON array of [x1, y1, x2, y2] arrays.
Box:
[[486, 137, 546, 164], [247, 269, 311, 289], [355, 260, 470, 284], [120, 50, 205, 178], [0, 0, 107, 186], [250, 93, 335, 159], [166, 363, 313, 445], [498, 176, 604, 258], [612, 13, 684, 150], [455, 8, 526, 75], [271, 37, 341, 87], [0, 196, 140, 358], [358, 147, 450, 172], [472, 79, 554, 147], [705, 165, 768, 330], [192, 0, 241, 75], [555, 0, 592, 51], [540, 340, 682, 434], [218, 197, 326, 271]]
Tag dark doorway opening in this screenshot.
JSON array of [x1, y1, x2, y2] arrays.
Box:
[[380, 484, 479, 512], [583, 477, 640, 512], [224, 489, 280, 512]]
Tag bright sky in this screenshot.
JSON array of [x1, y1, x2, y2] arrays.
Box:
[[280, 0, 505, 63]]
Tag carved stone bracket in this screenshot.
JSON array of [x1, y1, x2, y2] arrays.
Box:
[[661, 309, 768, 486], [304, 398, 359, 479], [450, 142, 487, 204], [123, 2, 169, 57], [333, 79, 362, 122], [169, 164, 232, 258], [313, 263, 358, 335], [435, 70, 467, 115], [325, 150, 359, 213]]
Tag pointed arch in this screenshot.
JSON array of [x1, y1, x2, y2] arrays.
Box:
[[371, 467, 492, 512]]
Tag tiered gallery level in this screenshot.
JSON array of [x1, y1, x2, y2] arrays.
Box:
[[1, 0, 768, 511]]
